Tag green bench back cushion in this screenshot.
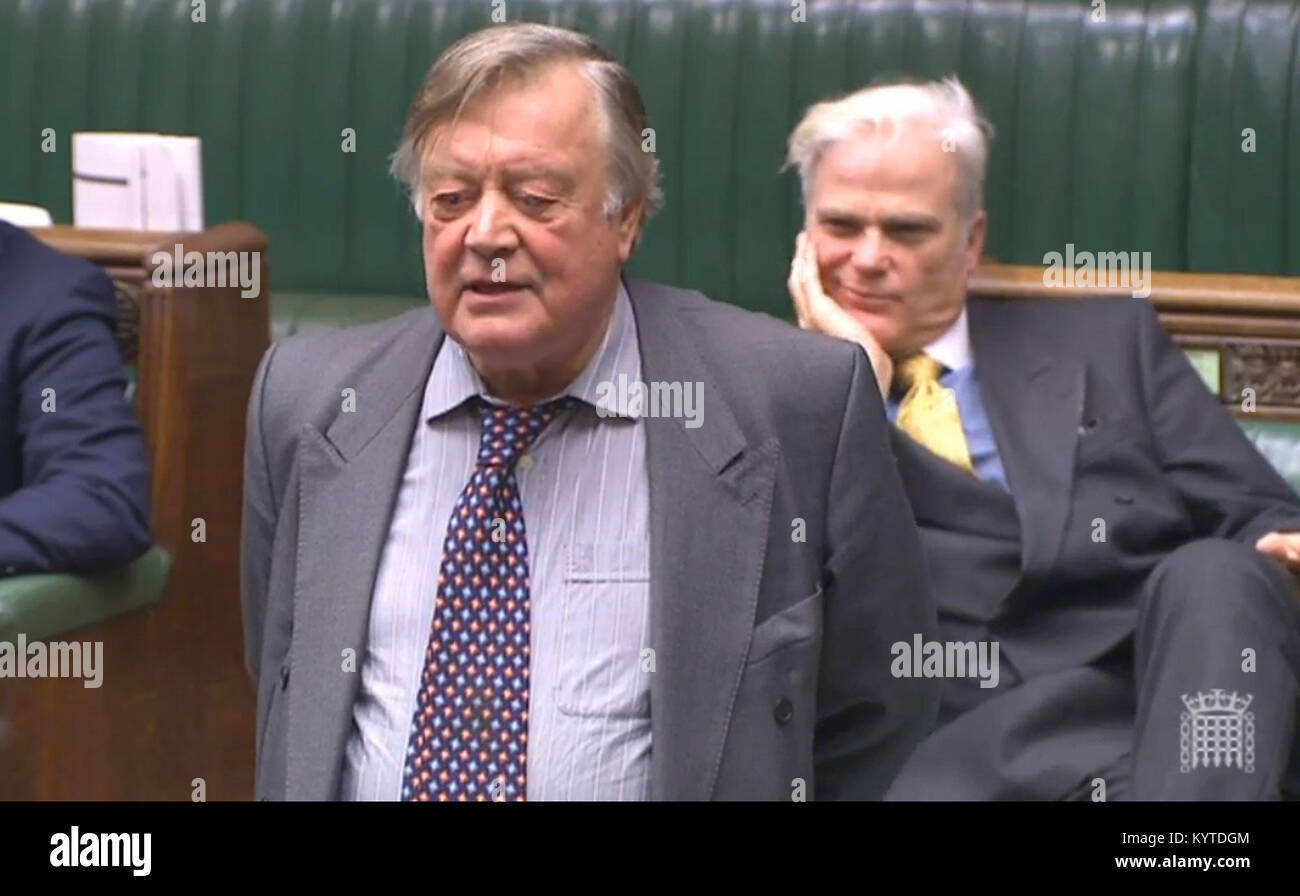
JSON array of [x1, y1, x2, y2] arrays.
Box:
[[4, 0, 1300, 322], [0, 546, 171, 642], [1241, 419, 1300, 494]]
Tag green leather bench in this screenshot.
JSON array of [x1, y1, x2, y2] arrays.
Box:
[[5, 0, 1299, 302], [0, 547, 171, 644], [4, 1, 1300, 476], [1245, 421, 1300, 493]]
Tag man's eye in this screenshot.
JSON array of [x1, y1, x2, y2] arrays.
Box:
[[517, 194, 556, 212], [823, 220, 858, 236], [432, 193, 470, 213], [886, 224, 930, 240]]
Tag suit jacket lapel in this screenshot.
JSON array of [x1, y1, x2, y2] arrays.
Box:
[[967, 298, 1086, 582], [288, 309, 445, 800], [626, 278, 777, 801]]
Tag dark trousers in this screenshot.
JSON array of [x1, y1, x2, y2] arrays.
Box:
[[1119, 539, 1300, 799], [889, 538, 1300, 800]]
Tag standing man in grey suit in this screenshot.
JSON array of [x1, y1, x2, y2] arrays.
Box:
[[787, 77, 1300, 799], [241, 24, 938, 801]]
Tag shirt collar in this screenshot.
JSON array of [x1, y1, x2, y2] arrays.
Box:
[[920, 306, 971, 373], [424, 280, 642, 422]]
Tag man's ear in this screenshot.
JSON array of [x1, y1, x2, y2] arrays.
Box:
[[616, 198, 647, 261]]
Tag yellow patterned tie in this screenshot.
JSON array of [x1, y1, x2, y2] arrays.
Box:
[[895, 354, 974, 472]]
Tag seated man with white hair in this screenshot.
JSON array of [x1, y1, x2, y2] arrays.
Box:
[[786, 76, 1300, 799]]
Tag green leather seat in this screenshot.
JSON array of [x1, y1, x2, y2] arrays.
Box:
[[271, 291, 426, 341], [1241, 420, 1300, 494], [0, 546, 171, 642], [4, 0, 1299, 313], [3, 0, 1298, 495]]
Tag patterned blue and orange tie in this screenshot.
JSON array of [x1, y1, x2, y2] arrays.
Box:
[[401, 397, 573, 801]]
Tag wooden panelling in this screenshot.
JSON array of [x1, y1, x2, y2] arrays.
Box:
[[2, 223, 269, 800]]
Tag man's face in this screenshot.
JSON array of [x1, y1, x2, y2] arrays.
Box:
[[806, 121, 986, 357], [418, 63, 641, 377]]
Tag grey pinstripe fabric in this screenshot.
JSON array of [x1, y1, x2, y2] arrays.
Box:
[[340, 285, 652, 800]]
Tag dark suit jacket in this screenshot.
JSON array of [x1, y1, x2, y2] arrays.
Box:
[[242, 277, 941, 800], [0, 222, 151, 575], [887, 295, 1300, 799]]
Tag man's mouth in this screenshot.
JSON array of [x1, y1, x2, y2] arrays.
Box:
[[839, 284, 899, 305], [463, 280, 528, 295]]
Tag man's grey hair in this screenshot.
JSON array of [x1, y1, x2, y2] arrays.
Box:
[[785, 76, 994, 222], [390, 23, 663, 235]]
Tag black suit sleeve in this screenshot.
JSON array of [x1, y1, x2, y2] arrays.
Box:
[[814, 344, 942, 800], [0, 267, 152, 574], [1137, 300, 1300, 545]]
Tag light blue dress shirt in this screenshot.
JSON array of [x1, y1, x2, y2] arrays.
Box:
[[885, 309, 1011, 492], [340, 284, 653, 801]]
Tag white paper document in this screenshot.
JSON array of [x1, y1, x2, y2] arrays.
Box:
[[73, 133, 203, 231]]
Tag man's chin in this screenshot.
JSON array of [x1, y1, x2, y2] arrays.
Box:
[[452, 326, 545, 368], [457, 335, 535, 361], [841, 306, 901, 352]]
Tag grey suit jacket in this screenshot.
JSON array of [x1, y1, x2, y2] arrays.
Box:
[[241, 277, 940, 800]]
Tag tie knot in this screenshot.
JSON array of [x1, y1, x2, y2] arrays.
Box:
[[475, 396, 575, 469], [896, 354, 945, 393]]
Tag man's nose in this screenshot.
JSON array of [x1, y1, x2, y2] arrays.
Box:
[[463, 190, 519, 256], [850, 227, 888, 273]]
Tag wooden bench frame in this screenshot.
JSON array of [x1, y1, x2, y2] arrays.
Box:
[[0, 222, 268, 800], [970, 264, 1300, 422]]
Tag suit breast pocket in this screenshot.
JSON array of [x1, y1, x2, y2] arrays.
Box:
[[554, 542, 652, 719], [1075, 412, 1154, 460], [747, 586, 823, 667]]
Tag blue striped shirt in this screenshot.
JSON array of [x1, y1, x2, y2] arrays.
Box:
[[341, 284, 653, 800]]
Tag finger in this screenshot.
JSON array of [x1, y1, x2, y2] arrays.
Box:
[[798, 233, 817, 288], [800, 237, 832, 306], [1256, 532, 1286, 554], [789, 234, 810, 327], [1279, 550, 1300, 576], [1254, 533, 1297, 573], [788, 263, 808, 327]]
